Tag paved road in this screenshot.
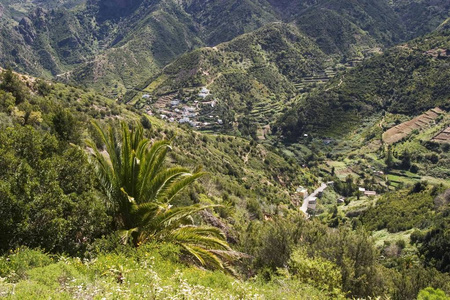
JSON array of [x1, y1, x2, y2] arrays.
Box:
[[300, 183, 328, 214]]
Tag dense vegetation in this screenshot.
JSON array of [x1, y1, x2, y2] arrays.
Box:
[[0, 1, 449, 298], [277, 30, 450, 139], [1, 0, 448, 97], [1, 60, 450, 298]]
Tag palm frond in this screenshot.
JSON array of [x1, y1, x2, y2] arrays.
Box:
[[148, 204, 220, 230], [167, 226, 230, 250], [157, 171, 206, 203], [181, 244, 225, 270], [141, 167, 191, 204]]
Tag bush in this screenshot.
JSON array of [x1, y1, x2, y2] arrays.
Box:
[[0, 248, 53, 281], [417, 287, 450, 300], [288, 248, 342, 295]]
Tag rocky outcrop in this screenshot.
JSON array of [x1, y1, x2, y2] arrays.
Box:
[[18, 17, 37, 44]]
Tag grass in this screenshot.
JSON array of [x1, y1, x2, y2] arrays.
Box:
[[339, 197, 374, 213], [0, 246, 331, 299], [372, 229, 414, 248], [387, 174, 419, 186], [143, 75, 169, 94]]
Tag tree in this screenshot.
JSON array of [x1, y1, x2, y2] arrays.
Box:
[[87, 121, 236, 270], [400, 150, 411, 170], [51, 108, 81, 143], [0, 68, 29, 104], [385, 145, 394, 170]]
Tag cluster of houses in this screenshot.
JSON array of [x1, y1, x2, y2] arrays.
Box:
[[143, 87, 224, 129]]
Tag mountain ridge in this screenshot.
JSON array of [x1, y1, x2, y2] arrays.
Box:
[[1, 0, 448, 96]]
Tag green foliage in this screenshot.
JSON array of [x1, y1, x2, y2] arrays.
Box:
[[0, 244, 336, 299], [0, 69, 29, 104], [416, 190, 450, 273], [0, 125, 110, 254], [287, 248, 343, 296], [51, 108, 81, 143], [418, 287, 450, 300], [360, 189, 434, 233], [0, 247, 53, 281]]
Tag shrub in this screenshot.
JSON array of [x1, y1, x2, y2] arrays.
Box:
[[288, 248, 342, 295], [0, 248, 53, 281], [417, 287, 450, 300]]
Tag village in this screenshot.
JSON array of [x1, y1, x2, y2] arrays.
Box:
[[139, 87, 225, 131]]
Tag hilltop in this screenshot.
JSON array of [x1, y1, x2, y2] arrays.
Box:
[[131, 23, 328, 137]]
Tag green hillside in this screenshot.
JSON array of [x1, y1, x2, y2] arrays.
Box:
[[134, 23, 328, 137], [1, 0, 448, 97], [285, 0, 404, 57], [277, 30, 450, 139], [391, 0, 450, 38]]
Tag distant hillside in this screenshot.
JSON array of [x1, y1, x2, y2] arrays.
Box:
[[0, 0, 84, 22], [277, 30, 450, 139], [280, 0, 405, 57], [133, 23, 328, 137], [390, 0, 450, 38], [1, 0, 448, 96]]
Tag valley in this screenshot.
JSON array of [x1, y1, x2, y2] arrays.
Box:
[[0, 0, 449, 299]]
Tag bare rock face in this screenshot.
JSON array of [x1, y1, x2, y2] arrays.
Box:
[[18, 17, 37, 44]]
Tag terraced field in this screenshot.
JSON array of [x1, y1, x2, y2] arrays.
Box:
[[250, 99, 283, 124], [432, 126, 450, 143], [382, 108, 446, 144]]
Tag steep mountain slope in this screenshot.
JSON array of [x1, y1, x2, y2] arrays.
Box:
[[134, 23, 328, 137], [390, 0, 450, 39], [270, 0, 405, 57], [276, 30, 450, 139], [1, 0, 448, 97], [182, 0, 277, 46]]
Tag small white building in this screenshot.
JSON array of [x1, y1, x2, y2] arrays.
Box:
[[296, 186, 309, 199], [364, 191, 377, 197], [179, 117, 190, 124], [307, 197, 317, 210], [198, 87, 210, 98]]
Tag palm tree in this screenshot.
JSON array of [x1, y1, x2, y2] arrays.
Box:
[[87, 121, 236, 270]]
